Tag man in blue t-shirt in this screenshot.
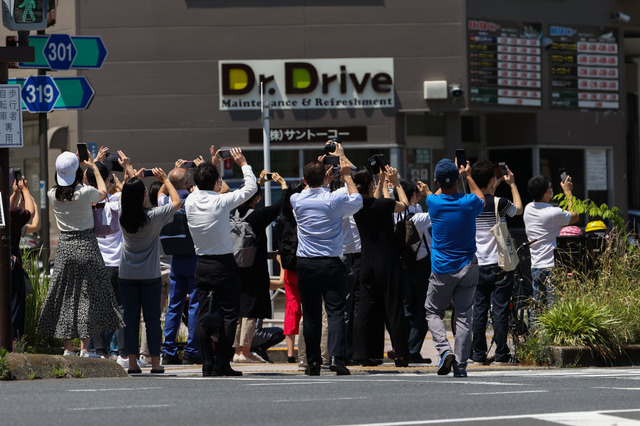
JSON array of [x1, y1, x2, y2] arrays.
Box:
[[424, 158, 484, 377]]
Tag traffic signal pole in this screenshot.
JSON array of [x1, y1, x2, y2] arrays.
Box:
[[37, 29, 48, 273], [0, 33, 34, 350]]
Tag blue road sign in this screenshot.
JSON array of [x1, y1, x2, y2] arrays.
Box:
[[18, 35, 108, 69], [21, 75, 60, 113], [44, 34, 77, 71], [88, 142, 98, 159], [53, 77, 94, 110]]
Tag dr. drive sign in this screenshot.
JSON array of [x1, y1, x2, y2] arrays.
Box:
[[219, 58, 394, 110]]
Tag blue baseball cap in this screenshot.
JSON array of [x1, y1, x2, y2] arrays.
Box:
[[434, 159, 459, 186]]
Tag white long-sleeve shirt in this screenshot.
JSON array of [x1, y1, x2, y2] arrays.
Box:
[[184, 165, 257, 256]]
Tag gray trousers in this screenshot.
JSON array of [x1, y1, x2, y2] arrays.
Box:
[[425, 257, 478, 369]]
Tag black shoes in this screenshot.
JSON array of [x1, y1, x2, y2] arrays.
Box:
[[394, 358, 409, 368], [329, 356, 351, 376], [204, 366, 243, 377], [182, 356, 203, 365], [305, 361, 321, 376], [162, 353, 181, 365], [287, 356, 297, 364], [408, 353, 432, 364], [360, 358, 380, 367]]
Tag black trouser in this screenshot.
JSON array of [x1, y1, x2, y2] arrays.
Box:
[[297, 257, 346, 365], [194, 254, 240, 372], [11, 263, 25, 340], [354, 263, 408, 360], [342, 253, 361, 360], [404, 256, 431, 355]]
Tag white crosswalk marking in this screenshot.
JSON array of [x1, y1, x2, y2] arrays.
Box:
[[533, 412, 640, 425]]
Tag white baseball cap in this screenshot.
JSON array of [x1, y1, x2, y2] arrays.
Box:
[[55, 151, 79, 187]]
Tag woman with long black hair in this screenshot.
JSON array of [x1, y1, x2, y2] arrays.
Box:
[[118, 169, 181, 374], [37, 150, 124, 357], [351, 165, 411, 367]]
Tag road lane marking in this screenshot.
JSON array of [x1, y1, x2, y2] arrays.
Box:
[[68, 404, 172, 411], [332, 408, 640, 426], [593, 386, 640, 391], [464, 390, 548, 395]]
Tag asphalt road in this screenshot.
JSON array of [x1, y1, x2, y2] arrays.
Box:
[[2, 368, 640, 425]]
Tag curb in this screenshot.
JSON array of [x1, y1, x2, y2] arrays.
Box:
[[548, 345, 640, 367], [4, 353, 128, 380]]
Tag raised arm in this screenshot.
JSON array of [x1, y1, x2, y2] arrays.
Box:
[[154, 168, 181, 212], [386, 165, 409, 213], [458, 160, 484, 205], [83, 149, 108, 201], [504, 166, 523, 215]]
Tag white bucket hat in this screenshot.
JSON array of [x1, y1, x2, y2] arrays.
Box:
[[55, 151, 79, 186]]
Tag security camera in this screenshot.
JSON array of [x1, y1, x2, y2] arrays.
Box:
[[449, 84, 464, 98], [612, 11, 631, 23], [541, 37, 554, 50]]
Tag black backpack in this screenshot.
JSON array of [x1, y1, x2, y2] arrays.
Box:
[[159, 193, 195, 256]]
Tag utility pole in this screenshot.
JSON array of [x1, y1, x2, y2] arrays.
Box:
[[0, 32, 34, 350], [37, 28, 48, 272]]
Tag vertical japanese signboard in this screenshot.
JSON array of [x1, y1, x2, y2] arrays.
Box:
[[468, 19, 542, 107], [0, 84, 23, 148], [549, 26, 620, 109]]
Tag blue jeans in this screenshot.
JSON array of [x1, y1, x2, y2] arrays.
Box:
[[162, 254, 200, 358], [530, 267, 554, 323], [119, 277, 162, 357], [472, 265, 513, 363]]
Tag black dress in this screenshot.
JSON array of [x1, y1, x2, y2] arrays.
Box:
[[352, 197, 409, 360], [237, 192, 286, 319]]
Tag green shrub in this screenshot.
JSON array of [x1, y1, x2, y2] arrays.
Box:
[[535, 299, 621, 360], [515, 335, 550, 366], [0, 348, 14, 381]]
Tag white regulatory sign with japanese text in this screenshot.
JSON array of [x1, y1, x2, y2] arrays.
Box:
[[586, 149, 607, 191], [0, 85, 23, 148]]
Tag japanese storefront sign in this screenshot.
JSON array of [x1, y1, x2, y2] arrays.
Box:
[[549, 26, 620, 110], [219, 58, 394, 111], [0, 84, 24, 148], [248, 126, 367, 144], [468, 19, 543, 107]]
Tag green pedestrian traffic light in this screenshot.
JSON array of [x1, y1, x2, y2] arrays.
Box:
[[2, 0, 47, 31]]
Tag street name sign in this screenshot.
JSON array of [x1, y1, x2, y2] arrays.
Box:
[[18, 34, 107, 70]]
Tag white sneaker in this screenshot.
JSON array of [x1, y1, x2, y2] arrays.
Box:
[[79, 350, 102, 358], [137, 359, 149, 368], [250, 352, 268, 363], [237, 353, 262, 363], [139, 354, 152, 365], [233, 353, 241, 363], [63, 350, 76, 357], [116, 355, 129, 369]]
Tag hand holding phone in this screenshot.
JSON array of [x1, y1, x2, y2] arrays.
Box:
[[264, 173, 273, 181], [499, 162, 509, 177], [13, 168, 22, 183], [559, 168, 567, 183], [323, 156, 340, 166], [182, 161, 196, 168], [219, 149, 232, 159], [142, 169, 155, 178], [77, 143, 89, 162]]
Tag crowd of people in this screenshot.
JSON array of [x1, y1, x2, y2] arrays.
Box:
[[6, 140, 579, 378]]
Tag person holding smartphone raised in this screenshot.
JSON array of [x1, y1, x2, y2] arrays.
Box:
[[37, 149, 124, 357]]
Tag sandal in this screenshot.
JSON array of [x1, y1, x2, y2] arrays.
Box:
[[150, 367, 165, 374], [127, 368, 142, 374]]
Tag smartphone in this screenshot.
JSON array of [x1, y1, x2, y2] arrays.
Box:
[[499, 162, 509, 177], [368, 154, 386, 174], [332, 165, 340, 176], [219, 149, 232, 159], [559, 168, 567, 183], [142, 169, 155, 178], [455, 149, 466, 167], [267, 251, 278, 260], [323, 156, 340, 166], [13, 168, 22, 183], [264, 173, 273, 181], [106, 152, 124, 172], [77, 143, 89, 162], [183, 161, 196, 168]]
